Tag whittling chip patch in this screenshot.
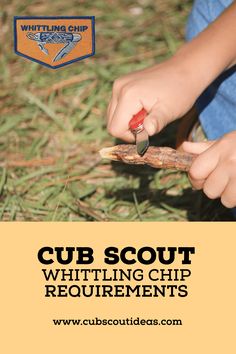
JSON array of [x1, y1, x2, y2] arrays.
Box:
[[14, 16, 95, 69]]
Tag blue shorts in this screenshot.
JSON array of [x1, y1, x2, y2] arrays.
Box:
[[186, 0, 236, 140]]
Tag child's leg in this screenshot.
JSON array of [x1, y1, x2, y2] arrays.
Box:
[[186, 0, 236, 140]]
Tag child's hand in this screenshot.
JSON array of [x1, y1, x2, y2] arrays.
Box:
[[182, 131, 236, 208], [107, 2, 236, 143], [107, 58, 198, 142]]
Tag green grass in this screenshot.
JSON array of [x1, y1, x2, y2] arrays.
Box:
[[0, 0, 233, 221]]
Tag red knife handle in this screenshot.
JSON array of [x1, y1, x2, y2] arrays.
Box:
[[129, 108, 147, 131]]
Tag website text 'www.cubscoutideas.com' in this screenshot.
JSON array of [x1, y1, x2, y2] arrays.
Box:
[[52, 317, 183, 326]]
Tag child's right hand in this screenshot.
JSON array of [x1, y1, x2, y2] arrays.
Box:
[[107, 1, 236, 143], [107, 57, 198, 142]]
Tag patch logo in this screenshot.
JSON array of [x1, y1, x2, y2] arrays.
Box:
[[14, 16, 95, 69]]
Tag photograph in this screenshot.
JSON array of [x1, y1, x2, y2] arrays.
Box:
[[1, 0, 236, 221], [1, 2, 236, 353]]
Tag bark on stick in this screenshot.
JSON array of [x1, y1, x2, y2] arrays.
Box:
[[99, 145, 196, 172]]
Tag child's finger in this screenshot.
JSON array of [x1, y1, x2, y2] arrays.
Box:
[[107, 96, 118, 125], [107, 92, 143, 140], [189, 144, 220, 180], [107, 88, 120, 126], [182, 141, 215, 155], [188, 176, 206, 190], [221, 179, 236, 208], [107, 77, 135, 126], [106, 101, 112, 122], [203, 167, 229, 200], [143, 104, 168, 136], [107, 79, 124, 126]]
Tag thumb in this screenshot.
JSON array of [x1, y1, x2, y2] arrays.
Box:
[[143, 105, 169, 136], [182, 141, 215, 155]]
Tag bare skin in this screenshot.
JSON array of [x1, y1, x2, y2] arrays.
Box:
[[183, 132, 236, 208], [107, 1, 236, 208]]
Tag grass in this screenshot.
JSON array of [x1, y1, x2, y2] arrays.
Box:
[[0, 0, 233, 221]]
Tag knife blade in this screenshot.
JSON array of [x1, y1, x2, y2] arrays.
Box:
[[129, 108, 149, 156], [53, 41, 77, 62], [53, 33, 82, 62]]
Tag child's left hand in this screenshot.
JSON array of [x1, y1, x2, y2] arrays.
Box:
[[182, 131, 236, 208]]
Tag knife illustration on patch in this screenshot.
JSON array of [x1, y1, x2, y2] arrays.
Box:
[[129, 108, 149, 156], [27, 32, 82, 62]]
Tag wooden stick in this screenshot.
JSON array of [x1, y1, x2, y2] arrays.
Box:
[[99, 145, 196, 172]]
